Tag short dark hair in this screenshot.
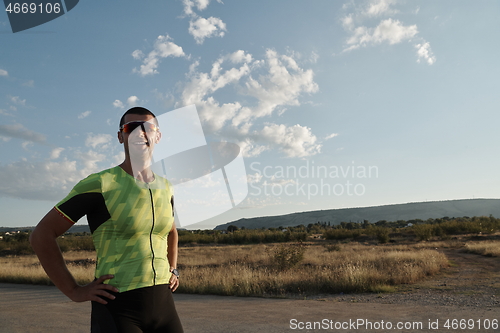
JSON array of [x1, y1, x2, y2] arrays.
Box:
[[119, 107, 158, 128]]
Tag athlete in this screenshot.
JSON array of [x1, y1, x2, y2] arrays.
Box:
[[30, 107, 184, 333]]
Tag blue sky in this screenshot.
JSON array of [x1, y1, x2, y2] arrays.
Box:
[[1, 0, 500, 229]]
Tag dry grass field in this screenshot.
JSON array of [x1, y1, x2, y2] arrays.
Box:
[[178, 242, 449, 296], [0, 242, 450, 297], [2, 235, 499, 298], [464, 240, 500, 257], [0, 251, 95, 285]]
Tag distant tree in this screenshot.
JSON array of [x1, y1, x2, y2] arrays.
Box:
[[227, 225, 239, 233]]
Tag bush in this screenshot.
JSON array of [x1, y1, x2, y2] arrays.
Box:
[[373, 227, 390, 244], [323, 229, 362, 241], [412, 224, 434, 241], [178, 229, 307, 245], [268, 242, 306, 271], [57, 235, 95, 252]]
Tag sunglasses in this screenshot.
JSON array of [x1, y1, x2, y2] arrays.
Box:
[[120, 121, 159, 134]]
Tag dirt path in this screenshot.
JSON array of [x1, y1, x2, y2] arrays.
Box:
[[1, 249, 499, 332]]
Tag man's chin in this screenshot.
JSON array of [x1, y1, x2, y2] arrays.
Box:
[[129, 146, 154, 158], [130, 142, 153, 151]]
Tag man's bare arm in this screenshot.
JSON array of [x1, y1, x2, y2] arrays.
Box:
[[167, 222, 180, 292], [30, 208, 118, 304]]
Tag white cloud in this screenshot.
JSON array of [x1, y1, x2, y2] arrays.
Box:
[[127, 96, 139, 107], [0, 109, 13, 116], [131, 50, 144, 60], [364, 0, 399, 17], [415, 42, 436, 65], [182, 0, 197, 16], [229, 50, 253, 64], [85, 133, 113, 150], [50, 147, 65, 159], [182, 0, 213, 16], [181, 52, 252, 111], [310, 51, 319, 64], [113, 100, 125, 109], [189, 16, 226, 44], [240, 142, 268, 158], [341, 1, 436, 65], [251, 123, 321, 158], [0, 124, 124, 200], [133, 34, 185, 76], [0, 145, 110, 201], [325, 133, 339, 140], [0, 123, 46, 144], [0, 158, 81, 200], [186, 49, 314, 132], [341, 14, 354, 30], [263, 177, 297, 186], [345, 18, 417, 51], [74, 150, 107, 173], [78, 110, 92, 119], [113, 96, 140, 109], [21, 141, 33, 150], [232, 49, 318, 126], [182, 0, 227, 44], [247, 172, 263, 184], [23, 80, 34, 87], [179, 49, 320, 157], [0, 69, 8, 76], [9, 95, 26, 106]]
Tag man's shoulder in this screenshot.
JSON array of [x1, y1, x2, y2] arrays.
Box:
[[154, 173, 173, 185], [76, 166, 121, 186]]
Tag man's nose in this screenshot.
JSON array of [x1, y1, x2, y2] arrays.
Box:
[[132, 127, 146, 137]]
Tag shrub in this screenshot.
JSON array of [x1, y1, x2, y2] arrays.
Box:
[[323, 229, 362, 240], [412, 224, 434, 241], [57, 235, 95, 252], [373, 227, 390, 244], [268, 242, 306, 271]]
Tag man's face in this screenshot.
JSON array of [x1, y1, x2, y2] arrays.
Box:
[[118, 114, 161, 161]]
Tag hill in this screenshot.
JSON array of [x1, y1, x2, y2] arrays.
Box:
[[215, 199, 500, 230]]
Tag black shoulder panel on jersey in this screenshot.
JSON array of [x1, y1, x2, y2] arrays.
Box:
[[57, 193, 111, 234]]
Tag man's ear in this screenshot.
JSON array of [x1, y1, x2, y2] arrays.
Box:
[[118, 131, 124, 144]]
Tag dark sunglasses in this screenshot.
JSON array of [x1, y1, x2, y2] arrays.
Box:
[[120, 121, 159, 134]]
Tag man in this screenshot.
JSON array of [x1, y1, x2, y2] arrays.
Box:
[[30, 107, 184, 333]]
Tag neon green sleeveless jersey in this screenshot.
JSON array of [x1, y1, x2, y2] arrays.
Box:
[[54, 166, 175, 292]]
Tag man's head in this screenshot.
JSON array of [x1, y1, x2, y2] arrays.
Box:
[[119, 107, 158, 129], [118, 106, 161, 157]]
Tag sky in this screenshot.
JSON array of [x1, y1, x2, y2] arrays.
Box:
[[1, 0, 500, 229]]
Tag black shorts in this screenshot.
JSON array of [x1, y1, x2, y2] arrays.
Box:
[[91, 284, 183, 333]]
